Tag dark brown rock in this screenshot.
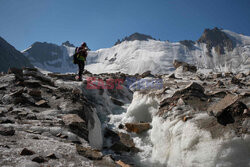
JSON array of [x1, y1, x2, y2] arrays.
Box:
[[231, 76, 242, 85], [28, 89, 41, 97], [217, 101, 248, 126], [125, 123, 150, 134], [32, 156, 46, 163], [118, 124, 124, 129], [76, 145, 103, 160], [20, 148, 35, 155], [14, 95, 30, 105], [46, 153, 58, 159], [110, 142, 131, 153]]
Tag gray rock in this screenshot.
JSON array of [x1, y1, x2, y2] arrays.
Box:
[[2, 94, 13, 105], [0, 126, 15, 136]]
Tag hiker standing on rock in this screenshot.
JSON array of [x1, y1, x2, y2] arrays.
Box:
[[73, 42, 88, 81]]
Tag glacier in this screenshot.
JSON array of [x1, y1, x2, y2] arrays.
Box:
[[22, 29, 250, 75]]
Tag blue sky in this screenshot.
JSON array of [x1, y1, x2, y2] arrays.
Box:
[[0, 0, 250, 51]]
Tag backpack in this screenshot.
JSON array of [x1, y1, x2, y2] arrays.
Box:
[[73, 47, 79, 64]]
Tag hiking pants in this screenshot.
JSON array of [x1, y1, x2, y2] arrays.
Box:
[[78, 61, 85, 79]]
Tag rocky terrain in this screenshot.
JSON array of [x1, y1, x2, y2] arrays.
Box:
[[0, 67, 134, 166], [0, 61, 249, 166]]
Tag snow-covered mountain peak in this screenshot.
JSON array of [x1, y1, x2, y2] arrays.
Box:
[[22, 28, 250, 74], [223, 29, 250, 46], [114, 32, 156, 45], [22, 41, 76, 73]]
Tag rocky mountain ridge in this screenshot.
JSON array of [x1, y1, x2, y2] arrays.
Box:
[[0, 36, 33, 73], [22, 27, 250, 74], [198, 27, 234, 56]]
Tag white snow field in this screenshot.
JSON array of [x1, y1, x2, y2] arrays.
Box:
[[23, 29, 250, 74]]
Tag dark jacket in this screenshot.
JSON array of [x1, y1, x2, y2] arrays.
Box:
[[76, 47, 87, 61]]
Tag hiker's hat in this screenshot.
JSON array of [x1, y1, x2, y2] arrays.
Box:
[[81, 42, 86, 47]]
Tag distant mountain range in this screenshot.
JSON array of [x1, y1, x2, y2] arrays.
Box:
[[1, 28, 249, 74], [0, 37, 33, 72], [22, 41, 77, 73]]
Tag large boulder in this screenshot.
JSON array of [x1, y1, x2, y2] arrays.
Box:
[[208, 94, 239, 117], [159, 82, 208, 115], [208, 94, 249, 125], [62, 114, 88, 140]]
